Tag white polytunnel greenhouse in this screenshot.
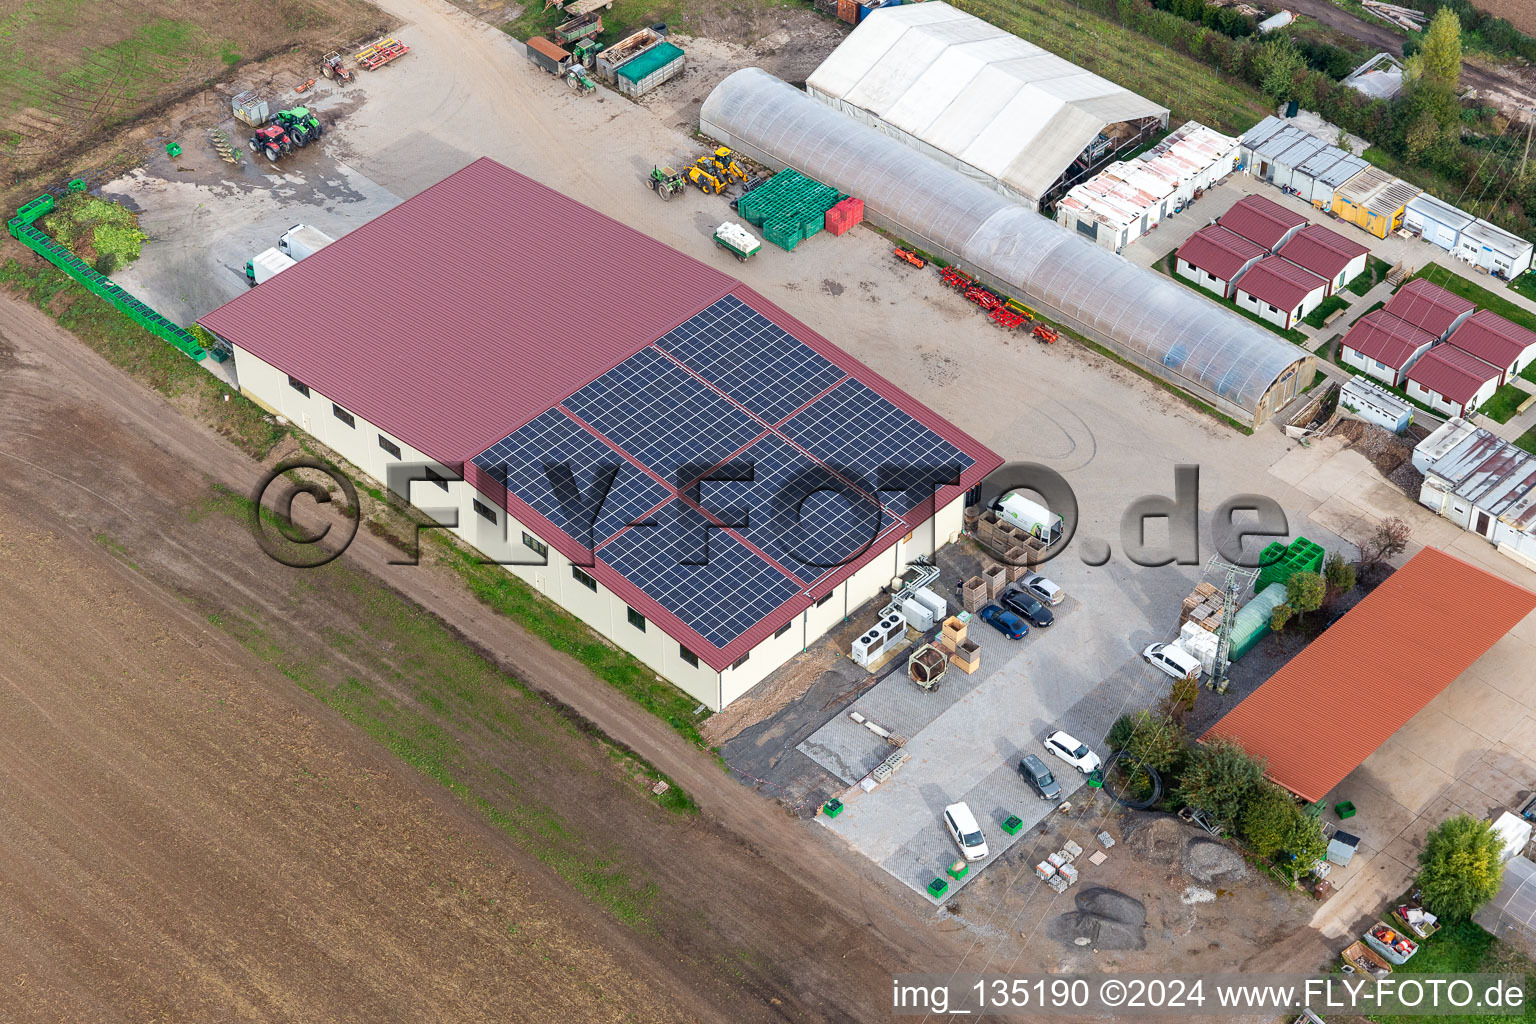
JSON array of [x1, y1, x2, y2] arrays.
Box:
[[701, 69, 1316, 427], [1475, 856, 1536, 959]]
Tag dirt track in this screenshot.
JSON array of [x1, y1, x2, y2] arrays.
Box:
[[1284, 0, 1536, 115], [0, 293, 974, 1020]]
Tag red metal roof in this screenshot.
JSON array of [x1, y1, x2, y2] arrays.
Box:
[[1175, 225, 1265, 282], [200, 157, 1002, 672], [1406, 343, 1503, 404], [1277, 223, 1368, 281], [1234, 255, 1326, 312], [1382, 278, 1475, 338], [1205, 547, 1536, 803], [1218, 194, 1308, 250], [1339, 309, 1436, 370], [1449, 308, 1536, 372]]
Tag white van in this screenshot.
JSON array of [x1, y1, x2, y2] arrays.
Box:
[[943, 802, 989, 862], [1143, 642, 1203, 681], [996, 492, 1064, 544]]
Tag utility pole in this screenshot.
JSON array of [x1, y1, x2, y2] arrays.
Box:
[[1206, 555, 1259, 695]]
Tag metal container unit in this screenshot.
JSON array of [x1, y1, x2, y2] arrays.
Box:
[[525, 36, 573, 77], [232, 91, 269, 127], [615, 41, 685, 97]]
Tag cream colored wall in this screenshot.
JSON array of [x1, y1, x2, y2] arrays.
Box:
[[228, 345, 971, 712]]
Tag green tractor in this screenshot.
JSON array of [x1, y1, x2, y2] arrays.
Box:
[[273, 107, 324, 147], [646, 165, 685, 202]]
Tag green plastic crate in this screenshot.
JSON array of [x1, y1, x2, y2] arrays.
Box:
[[1002, 815, 1023, 835], [946, 860, 969, 881], [822, 798, 843, 818], [763, 216, 803, 251], [927, 877, 948, 898]]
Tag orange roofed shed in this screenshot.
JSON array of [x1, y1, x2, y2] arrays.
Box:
[[1204, 547, 1536, 803]]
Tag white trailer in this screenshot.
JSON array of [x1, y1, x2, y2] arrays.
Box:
[[278, 223, 336, 261], [245, 247, 297, 285]]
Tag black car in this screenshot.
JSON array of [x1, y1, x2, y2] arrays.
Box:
[[1002, 587, 1054, 627], [1017, 753, 1062, 800]]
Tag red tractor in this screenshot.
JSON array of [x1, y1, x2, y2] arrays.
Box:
[[250, 124, 293, 163]]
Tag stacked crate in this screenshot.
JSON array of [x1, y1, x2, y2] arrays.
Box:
[[736, 169, 845, 251], [825, 197, 864, 235], [1256, 536, 1326, 592], [1178, 580, 1224, 632], [982, 563, 1007, 600], [962, 577, 988, 613]]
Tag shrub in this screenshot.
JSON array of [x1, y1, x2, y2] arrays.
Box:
[[1240, 782, 1297, 859], [1174, 737, 1265, 825], [1270, 602, 1294, 632], [1285, 571, 1326, 622], [1324, 551, 1357, 597], [1157, 674, 1200, 725], [1418, 814, 1506, 918]]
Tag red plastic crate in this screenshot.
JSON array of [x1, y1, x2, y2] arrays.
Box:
[[824, 196, 864, 236]]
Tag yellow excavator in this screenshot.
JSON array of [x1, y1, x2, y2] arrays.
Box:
[[708, 146, 749, 185], [686, 159, 725, 195]]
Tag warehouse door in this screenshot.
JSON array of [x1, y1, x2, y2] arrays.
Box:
[[1476, 512, 1491, 536]]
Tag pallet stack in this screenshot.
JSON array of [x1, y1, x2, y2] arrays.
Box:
[[1179, 580, 1224, 632]]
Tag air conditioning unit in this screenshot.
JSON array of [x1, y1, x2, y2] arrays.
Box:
[[910, 585, 947, 624], [851, 611, 908, 667], [900, 597, 937, 632]]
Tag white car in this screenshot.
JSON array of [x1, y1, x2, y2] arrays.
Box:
[[1044, 730, 1102, 774], [1143, 642, 1203, 681], [1021, 572, 1064, 606], [943, 802, 989, 862]]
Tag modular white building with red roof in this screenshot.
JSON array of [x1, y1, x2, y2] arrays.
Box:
[[1447, 309, 1536, 384], [1175, 225, 1265, 299], [198, 158, 1001, 711], [1405, 344, 1503, 417], [1339, 308, 1438, 387], [1233, 255, 1328, 330]]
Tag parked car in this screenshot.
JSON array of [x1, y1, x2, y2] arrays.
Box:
[[1017, 753, 1062, 800], [1002, 587, 1054, 627], [1020, 572, 1064, 606], [1044, 730, 1102, 774], [979, 603, 1028, 639], [943, 802, 989, 862], [1142, 641, 1203, 681]]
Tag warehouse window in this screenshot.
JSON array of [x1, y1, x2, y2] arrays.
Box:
[[773, 622, 792, 640], [731, 652, 750, 670], [423, 467, 450, 492], [472, 499, 498, 524], [679, 645, 698, 668], [332, 404, 354, 428], [378, 435, 402, 459], [572, 566, 597, 591], [521, 531, 548, 558], [815, 592, 834, 608], [627, 607, 646, 632], [288, 376, 310, 397]]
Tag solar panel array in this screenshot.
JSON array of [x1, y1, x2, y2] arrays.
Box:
[[472, 295, 977, 653]]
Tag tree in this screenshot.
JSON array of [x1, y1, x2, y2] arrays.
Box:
[[1122, 709, 1186, 775], [1405, 107, 1445, 161], [1361, 516, 1412, 569], [1336, 126, 1353, 153], [1240, 782, 1298, 859], [1419, 7, 1463, 92], [1270, 601, 1294, 632], [1285, 571, 1326, 622], [1157, 674, 1200, 726], [1174, 737, 1266, 826], [1417, 814, 1506, 918], [1324, 552, 1357, 598], [1253, 36, 1306, 102], [1280, 812, 1328, 882]]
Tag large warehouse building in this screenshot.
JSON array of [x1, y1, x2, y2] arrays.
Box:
[[199, 158, 1000, 711], [806, 1, 1169, 210], [703, 69, 1315, 427]]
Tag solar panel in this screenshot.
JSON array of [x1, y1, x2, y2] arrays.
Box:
[[654, 295, 846, 423], [778, 379, 975, 515], [597, 500, 802, 648], [561, 347, 765, 485], [472, 409, 670, 548], [697, 434, 888, 584]]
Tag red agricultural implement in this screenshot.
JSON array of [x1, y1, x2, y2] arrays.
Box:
[[1033, 324, 1059, 344], [940, 266, 971, 290], [964, 284, 1001, 311], [356, 36, 410, 70], [990, 308, 1025, 329], [893, 247, 926, 269]]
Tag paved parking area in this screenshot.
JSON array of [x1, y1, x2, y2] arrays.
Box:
[[802, 542, 1203, 903]]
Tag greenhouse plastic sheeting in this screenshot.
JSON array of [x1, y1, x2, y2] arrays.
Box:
[[701, 69, 1311, 422], [1475, 855, 1536, 958], [805, 1, 1168, 209], [1228, 582, 1289, 662]]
